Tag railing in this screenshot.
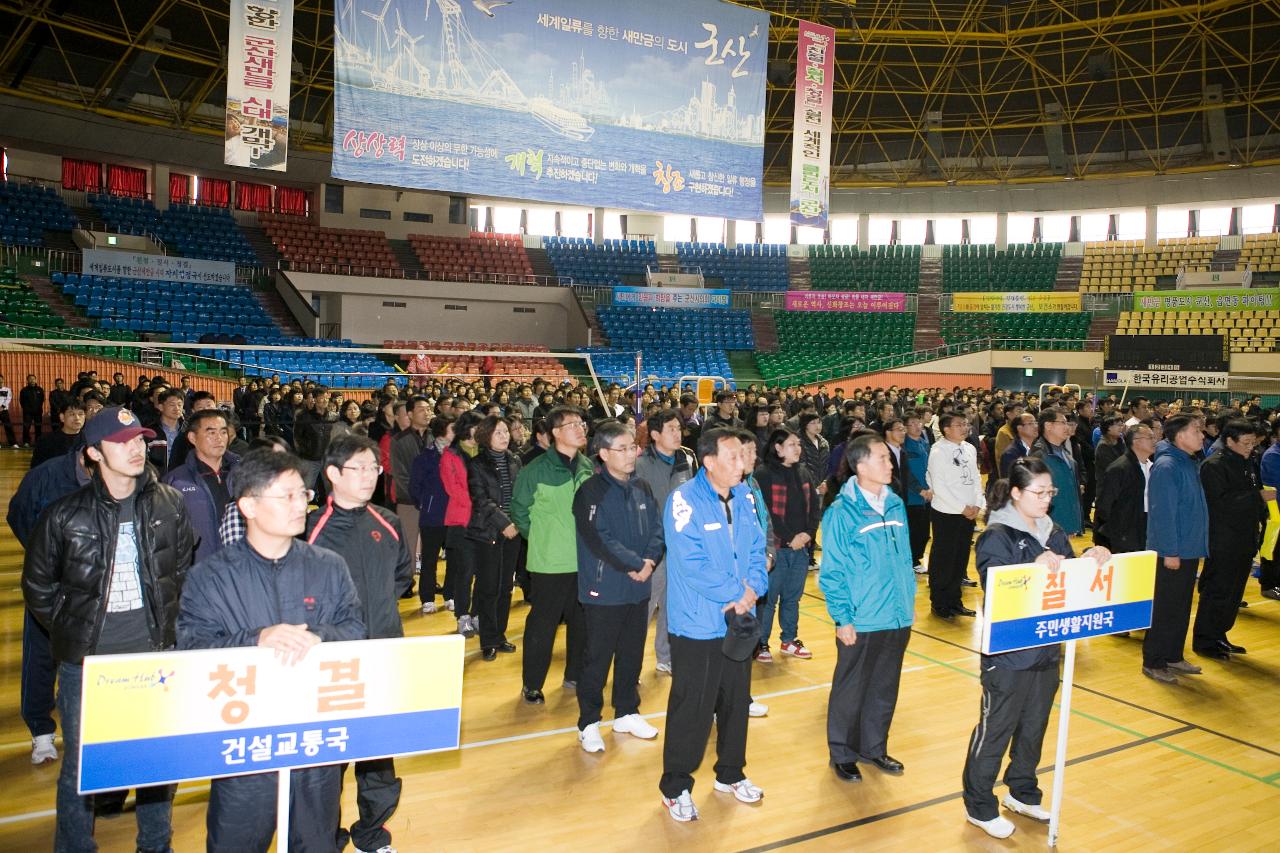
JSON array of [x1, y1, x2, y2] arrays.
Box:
[[75, 222, 167, 255], [276, 260, 572, 288]]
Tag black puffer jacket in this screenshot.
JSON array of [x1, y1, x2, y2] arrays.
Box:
[[21, 468, 196, 664], [466, 449, 522, 543]]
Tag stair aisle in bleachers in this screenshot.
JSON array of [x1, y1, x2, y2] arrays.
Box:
[[912, 257, 943, 350]]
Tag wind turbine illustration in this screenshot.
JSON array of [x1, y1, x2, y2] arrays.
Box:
[[361, 0, 395, 69]]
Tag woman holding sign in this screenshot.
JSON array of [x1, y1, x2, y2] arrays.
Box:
[[961, 457, 1110, 839]]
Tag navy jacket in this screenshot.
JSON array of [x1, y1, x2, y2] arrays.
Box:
[[573, 470, 664, 606], [1146, 440, 1209, 559], [7, 449, 87, 547], [408, 445, 449, 527], [162, 451, 240, 564]]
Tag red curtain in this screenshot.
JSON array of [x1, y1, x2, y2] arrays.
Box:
[[275, 186, 310, 217], [198, 177, 231, 208], [169, 173, 191, 205], [61, 158, 102, 192], [235, 181, 273, 212], [106, 164, 147, 198]]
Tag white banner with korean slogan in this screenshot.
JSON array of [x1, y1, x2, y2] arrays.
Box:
[[226, 0, 294, 171]]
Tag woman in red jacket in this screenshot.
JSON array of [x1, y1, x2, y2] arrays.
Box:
[[442, 411, 483, 637]]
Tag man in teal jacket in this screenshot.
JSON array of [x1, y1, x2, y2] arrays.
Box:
[[819, 434, 914, 783], [510, 406, 594, 704]]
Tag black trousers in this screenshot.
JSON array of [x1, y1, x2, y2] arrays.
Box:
[[21, 609, 56, 738], [577, 600, 649, 730], [961, 665, 1058, 822], [473, 536, 518, 649], [337, 758, 401, 853], [207, 764, 342, 853], [0, 408, 15, 445], [21, 411, 40, 445], [1142, 557, 1200, 669], [827, 627, 910, 764], [1193, 549, 1254, 647], [417, 525, 448, 604], [514, 538, 531, 599], [929, 509, 975, 611], [522, 572, 585, 691], [1258, 553, 1280, 591], [659, 635, 752, 799], [445, 526, 477, 616], [905, 505, 930, 565]]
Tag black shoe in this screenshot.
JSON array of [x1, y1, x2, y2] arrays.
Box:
[[400, 586, 416, 599], [522, 687, 545, 705], [498, 641, 517, 653], [831, 760, 862, 782], [960, 578, 978, 588], [1238, 600, 1248, 609], [1220, 640, 1247, 655], [1193, 645, 1231, 660], [931, 607, 955, 620], [952, 605, 977, 617], [869, 755, 904, 775], [482, 647, 498, 661]]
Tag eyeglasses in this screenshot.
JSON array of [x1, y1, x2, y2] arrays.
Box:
[[340, 464, 384, 476], [603, 444, 639, 454], [555, 421, 586, 431], [1022, 487, 1059, 499], [252, 489, 314, 504]]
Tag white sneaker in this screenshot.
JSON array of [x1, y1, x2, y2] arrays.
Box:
[[713, 777, 764, 803], [1002, 794, 1051, 822], [913, 563, 928, 575], [354, 845, 397, 853], [655, 661, 672, 674], [612, 713, 659, 740], [31, 734, 57, 765], [444, 599, 456, 612], [748, 701, 768, 718], [579, 723, 605, 753], [420, 602, 437, 615], [662, 789, 698, 822], [967, 813, 1016, 839]]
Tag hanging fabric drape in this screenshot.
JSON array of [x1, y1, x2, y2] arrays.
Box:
[[61, 158, 102, 192], [106, 164, 147, 198], [169, 173, 192, 205], [198, 177, 231, 207], [235, 181, 274, 212], [275, 186, 310, 216]]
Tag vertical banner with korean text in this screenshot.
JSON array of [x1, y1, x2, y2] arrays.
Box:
[[226, 0, 293, 171], [788, 20, 834, 230]]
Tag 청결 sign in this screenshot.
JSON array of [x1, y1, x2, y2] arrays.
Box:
[[981, 551, 1157, 655], [78, 636, 463, 793]]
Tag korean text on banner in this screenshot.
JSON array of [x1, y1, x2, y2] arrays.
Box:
[[784, 291, 906, 313], [980, 552, 1157, 655], [951, 292, 1082, 313], [78, 636, 463, 793], [226, 0, 293, 171], [613, 286, 730, 309], [788, 20, 834, 230], [1133, 288, 1280, 313], [332, 0, 769, 219], [82, 248, 236, 286]]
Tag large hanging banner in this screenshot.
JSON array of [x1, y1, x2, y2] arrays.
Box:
[[951, 292, 1081, 313], [1133, 288, 1280, 312], [613, 285, 730, 308], [785, 291, 905, 312], [82, 249, 236, 286], [225, 0, 293, 171], [332, 0, 768, 219], [788, 20, 834, 230]]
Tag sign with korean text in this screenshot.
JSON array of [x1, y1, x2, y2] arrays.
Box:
[[981, 551, 1157, 655], [78, 636, 463, 793], [82, 249, 236, 287], [951, 292, 1082, 313], [226, 0, 293, 170], [1133, 287, 1280, 313], [1103, 369, 1230, 390], [788, 20, 834, 230], [332, 0, 768, 219], [784, 291, 906, 313], [613, 285, 730, 308]]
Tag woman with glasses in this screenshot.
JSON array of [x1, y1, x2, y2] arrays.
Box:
[[466, 415, 523, 661], [961, 457, 1110, 839]]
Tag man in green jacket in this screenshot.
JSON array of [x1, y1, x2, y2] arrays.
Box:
[[511, 406, 594, 704], [819, 434, 915, 784]]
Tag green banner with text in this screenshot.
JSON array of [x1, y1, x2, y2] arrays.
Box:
[[1133, 288, 1280, 312]]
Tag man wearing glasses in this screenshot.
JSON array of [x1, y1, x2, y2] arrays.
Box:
[[925, 413, 985, 619], [571, 420, 665, 753], [510, 406, 595, 704], [305, 434, 414, 853], [178, 449, 364, 851]]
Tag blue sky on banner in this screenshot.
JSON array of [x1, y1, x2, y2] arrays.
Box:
[[332, 0, 768, 219]]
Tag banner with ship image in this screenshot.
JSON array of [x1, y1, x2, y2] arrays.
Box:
[[332, 0, 769, 219]]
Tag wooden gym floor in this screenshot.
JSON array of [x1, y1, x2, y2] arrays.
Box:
[[0, 449, 1277, 851]]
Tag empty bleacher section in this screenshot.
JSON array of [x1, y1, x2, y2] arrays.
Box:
[[0, 266, 69, 332], [940, 312, 1091, 349], [578, 305, 751, 384], [1239, 233, 1280, 273], [207, 340, 391, 388], [673, 243, 789, 291], [580, 347, 734, 386], [941, 243, 1062, 292], [259, 212, 401, 275], [388, 340, 569, 383], [1079, 237, 1217, 292], [1116, 310, 1280, 354], [1, 182, 78, 246], [543, 237, 656, 285], [807, 245, 920, 292], [755, 311, 916, 384], [158, 204, 259, 265], [408, 233, 534, 280], [57, 271, 276, 338]]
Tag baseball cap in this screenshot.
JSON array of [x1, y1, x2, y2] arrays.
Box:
[[83, 406, 156, 445]]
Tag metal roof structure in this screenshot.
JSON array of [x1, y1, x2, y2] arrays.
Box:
[[1, 0, 1277, 187]]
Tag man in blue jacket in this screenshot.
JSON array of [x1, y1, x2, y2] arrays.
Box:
[[1259, 418, 1280, 599], [572, 420, 665, 753], [162, 408, 238, 563], [658, 428, 769, 823], [1143, 414, 1210, 683], [819, 434, 914, 783]]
